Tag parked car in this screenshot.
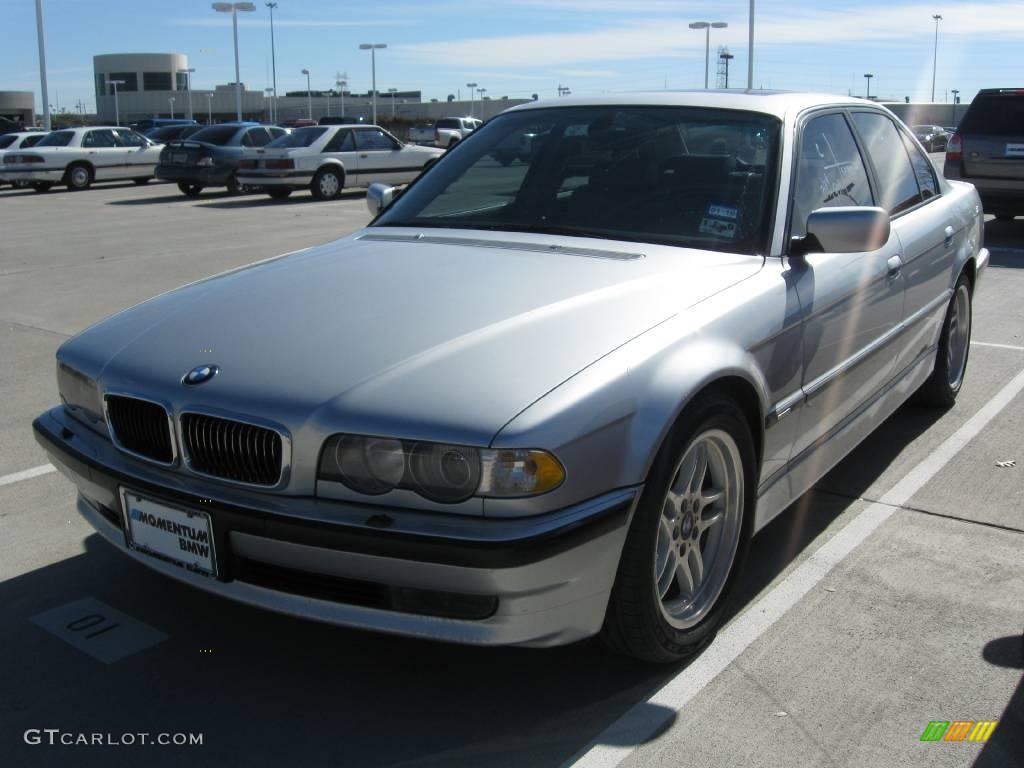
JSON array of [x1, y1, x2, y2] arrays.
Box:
[[238, 124, 443, 200], [34, 92, 987, 663], [155, 122, 289, 196], [0, 126, 160, 191], [144, 124, 205, 144], [407, 123, 436, 145], [319, 116, 365, 126], [277, 118, 318, 129], [133, 118, 197, 133], [945, 87, 1024, 220], [433, 116, 482, 148], [0, 131, 47, 186], [911, 124, 949, 152]]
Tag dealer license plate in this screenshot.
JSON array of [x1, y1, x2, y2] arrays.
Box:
[[120, 489, 217, 576]]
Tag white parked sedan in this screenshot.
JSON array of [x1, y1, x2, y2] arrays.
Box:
[[0, 126, 162, 192], [0, 131, 47, 186], [237, 124, 444, 200]]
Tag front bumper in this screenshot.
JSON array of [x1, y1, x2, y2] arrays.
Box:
[[155, 164, 236, 186], [0, 168, 65, 183], [33, 406, 638, 647]]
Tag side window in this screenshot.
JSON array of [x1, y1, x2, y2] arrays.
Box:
[[851, 112, 923, 215], [249, 128, 273, 147], [324, 129, 355, 153], [900, 133, 939, 201], [114, 130, 146, 148], [354, 129, 399, 151], [790, 113, 874, 238], [268, 128, 287, 141], [82, 129, 118, 148]]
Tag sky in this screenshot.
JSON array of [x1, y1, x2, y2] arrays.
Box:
[[2, 0, 1023, 114]]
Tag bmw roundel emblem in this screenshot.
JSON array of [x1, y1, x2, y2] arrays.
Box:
[[182, 365, 219, 386]]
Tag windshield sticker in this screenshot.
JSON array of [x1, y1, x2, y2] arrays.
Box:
[[708, 204, 738, 220], [700, 217, 737, 238]]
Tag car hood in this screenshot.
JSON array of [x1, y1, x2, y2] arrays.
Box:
[[63, 229, 761, 446]]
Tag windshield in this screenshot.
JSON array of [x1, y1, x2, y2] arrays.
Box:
[[36, 130, 75, 147], [186, 125, 241, 145], [268, 127, 326, 148], [377, 106, 780, 255]]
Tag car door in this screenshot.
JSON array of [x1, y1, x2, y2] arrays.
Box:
[[850, 110, 957, 375], [786, 111, 906, 461], [352, 128, 409, 186], [114, 129, 161, 175], [322, 128, 359, 177], [80, 129, 123, 179]]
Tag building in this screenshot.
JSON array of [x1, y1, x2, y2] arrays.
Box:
[[0, 91, 35, 126]]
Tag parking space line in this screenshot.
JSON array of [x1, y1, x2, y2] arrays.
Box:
[[565, 366, 1024, 768], [0, 464, 55, 488], [972, 341, 1024, 351]]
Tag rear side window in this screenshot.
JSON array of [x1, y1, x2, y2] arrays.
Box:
[[36, 130, 75, 147], [0, 135, 15, 149], [188, 126, 239, 145], [959, 93, 1024, 136], [269, 127, 326, 148], [851, 112, 922, 215], [22, 134, 44, 148], [900, 133, 939, 201], [790, 113, 874, 238], [323, 129, 355, 152], [436, 119, 461, 129]]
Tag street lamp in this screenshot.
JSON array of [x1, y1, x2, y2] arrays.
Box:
[[466, 82, 477, 118], [107, 79, 125, 126], [336, 78, 347, 117], [719, 52, 734, 88], [477, 87, 487, 116], [212, 2, 256, 121], [179, 67, 195, 120], [747, 0, 755, 90], [688, 21, 727, 89], [388, 87, 397, 119], [950, 88, 960, 125], [206, 92, 214, 124], [266, 2, 278, 123], [35, 0, 51, 131], [301, 68, 312, 119], [168, 96, 175, 119], [359, 43, 387, 125], [931, 13, 942, 102], [864, 73, 873, 100], [264, 87, 274, 121]]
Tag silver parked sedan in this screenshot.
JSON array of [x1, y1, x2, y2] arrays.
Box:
[[35, 91, 988, 662]]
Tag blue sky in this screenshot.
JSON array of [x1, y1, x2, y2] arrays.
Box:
[[3, 0, 1023, 113]]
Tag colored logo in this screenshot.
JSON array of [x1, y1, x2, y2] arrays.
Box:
[[182, 365, 219, 386], [920, 720, 997, 742]]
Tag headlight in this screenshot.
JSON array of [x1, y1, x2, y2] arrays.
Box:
[[318, 435, 564, 503], [56, 361, 104, 425]]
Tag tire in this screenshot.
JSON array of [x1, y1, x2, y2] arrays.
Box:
[[994, 214, 1016, 221], [601, 392, 756, 663], [448, 138, 460, 149], [30, 182, 53, 193], [133, 177, 150, 185], [225, 173, 246, 195], [65, 163, 92, 191], [177, 181, 203, 197], [267, 188, 292, 200], [917, 272, 973, 407], [311, 167, 343, 200]]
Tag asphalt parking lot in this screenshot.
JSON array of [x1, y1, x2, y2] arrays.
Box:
[[1, 173, 1022, 768]]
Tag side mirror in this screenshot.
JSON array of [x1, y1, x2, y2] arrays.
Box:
[[366, 182, 397, 216], [792, 206, 891, 257]]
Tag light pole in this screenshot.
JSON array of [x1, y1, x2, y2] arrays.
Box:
[[337, 78, 347, 117], [359, 43, 387, 125], [931, 13, 942, 102], [689, 21, 728, 89], [266, 2, 278, 123], [107, 79, 125, 126], [35, 0, 51, 130], [951, 88, 959, 125], [264, 87, 274, 121], [168, 96, 175, 119], [477, 87, 487, 117], [864, 73, 873, 100], [179, 67, 195, 120], [388, 87, 397, 119], [466, 82, 477, 118], [301, 68, 312, 119], [720, 52, 734, 88], [212, 2, 256, 121], [206, 92, 213, 124], [747, 0, 755, 90]]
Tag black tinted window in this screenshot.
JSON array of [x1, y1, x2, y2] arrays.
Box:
[[82, 129, 118, 148], [244, 128, 272, 147], [900, 133, 939, 201], [354, 129, 398, 151], [324, 129, 355, 152], [851, 112, 922, 215], [791, 113, 873, 238], [188, 126, 240, 145], [22, 134, 44, 147], [37, 131, 75, 147], [269, 127, 326, 148], [959, 93, 1024, 137], [0, 135, 15, 149], [436, 119, 461, 129], [115, 130, 147, 147], [142, 72, 172, 91]]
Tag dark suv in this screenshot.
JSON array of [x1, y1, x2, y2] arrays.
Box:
[[945, 88, 1024, 220]]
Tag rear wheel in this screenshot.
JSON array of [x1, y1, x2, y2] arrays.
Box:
[[267, 188, 292, 200], [601, 393, 755, 663], [65, 163, 92, 191], [177, 181, 203, 197], [30, 182, 53, 193], [448, 138, 460, 149], [311, 167, 343, 200], [917, 272, 972, 407], [225, 173, 247, 195]]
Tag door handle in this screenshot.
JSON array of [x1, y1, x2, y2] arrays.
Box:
[[360, 154, 368, 158], [944, 225, 955, 246], [887, 255, 903, 278]]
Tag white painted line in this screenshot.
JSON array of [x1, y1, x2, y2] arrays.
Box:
[[566, 367, 1024, 768], [0, 463, 55, 488], [972, 341, 1024, 351]]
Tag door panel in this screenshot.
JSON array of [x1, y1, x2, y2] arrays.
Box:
[[352, 128, 407, 186]]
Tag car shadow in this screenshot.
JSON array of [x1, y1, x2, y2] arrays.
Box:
[[974, 635, 1023, 767], [984, 218, 1024, 269], [196, 190, 367, 209]]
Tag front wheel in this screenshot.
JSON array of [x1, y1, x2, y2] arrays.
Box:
[[602, 393, 755, 663], [177, 182, 203, 197], [917, 272, 972, 407]]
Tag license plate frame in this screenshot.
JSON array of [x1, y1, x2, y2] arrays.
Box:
[[120, 488, 218, 577]]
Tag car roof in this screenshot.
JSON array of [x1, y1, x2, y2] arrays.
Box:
[[503, 90, 876, 119]]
